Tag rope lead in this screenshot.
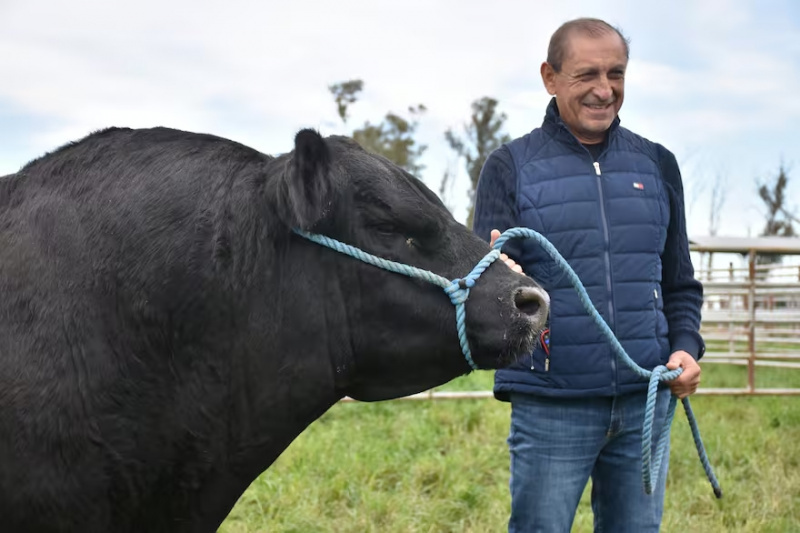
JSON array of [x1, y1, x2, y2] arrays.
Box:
[[492, 227, 722, 499], [294, 226, 722, 498]]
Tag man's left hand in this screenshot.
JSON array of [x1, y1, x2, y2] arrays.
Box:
[[665, 350, 701, 399], [490, 229, 524, 274]]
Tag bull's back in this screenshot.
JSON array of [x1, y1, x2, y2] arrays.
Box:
[[17, 127, 266, 202]]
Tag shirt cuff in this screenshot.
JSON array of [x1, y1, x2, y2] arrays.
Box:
[[669, 330, 706, 360]]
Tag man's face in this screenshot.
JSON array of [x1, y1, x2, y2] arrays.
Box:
[[541, 31, 628, 144]]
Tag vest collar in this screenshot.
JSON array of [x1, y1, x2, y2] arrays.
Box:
[[542, 97, 621, 144]]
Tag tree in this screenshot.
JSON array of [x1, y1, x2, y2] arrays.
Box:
[[757, 164, 796, 238], [328, 80, 427, 176], [704, 172, 728, 279], [329, 80, 364, 124], [755, 164, 796, 265], [443, 97, 511, 228], [351, 105, 428, 176]]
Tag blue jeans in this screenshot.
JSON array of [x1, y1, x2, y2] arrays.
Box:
[[507, 387, 672, 533]]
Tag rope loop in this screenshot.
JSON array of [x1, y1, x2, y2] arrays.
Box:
[[490, 227, 721, 499]]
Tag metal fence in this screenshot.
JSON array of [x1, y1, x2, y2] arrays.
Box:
[[694, 256, 800, 395]]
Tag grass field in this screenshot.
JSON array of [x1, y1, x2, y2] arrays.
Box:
[[219, 364, 800, 533]]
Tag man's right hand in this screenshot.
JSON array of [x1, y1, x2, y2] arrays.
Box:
[[490, 229, 524, 274]]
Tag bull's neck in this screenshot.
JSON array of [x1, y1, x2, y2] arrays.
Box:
[[183, 245, 352, 527]]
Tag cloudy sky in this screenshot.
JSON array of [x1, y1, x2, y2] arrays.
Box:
[[2, 0, 798, 240]]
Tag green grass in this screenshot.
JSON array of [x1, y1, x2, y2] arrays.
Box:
[[220, 365, 800, 532]]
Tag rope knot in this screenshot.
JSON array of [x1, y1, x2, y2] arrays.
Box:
[[445, 279, 470, 305], [458, 277, 475, 290]]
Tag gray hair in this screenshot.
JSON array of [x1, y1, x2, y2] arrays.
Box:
[[547, 18, 630, 72]]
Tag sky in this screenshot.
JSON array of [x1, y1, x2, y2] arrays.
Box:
[[1, 0, 799, 245]]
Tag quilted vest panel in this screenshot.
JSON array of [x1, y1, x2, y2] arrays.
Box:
[[493, 121, 672, 398]]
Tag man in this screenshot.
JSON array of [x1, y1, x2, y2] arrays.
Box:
[[473, 18, 705, 532]]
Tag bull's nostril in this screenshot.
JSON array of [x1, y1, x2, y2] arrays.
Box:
[[514, 286, 550, 317]]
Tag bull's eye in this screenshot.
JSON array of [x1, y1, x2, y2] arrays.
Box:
[[406, 237, 415, 248], [372, 224, 397, 240]]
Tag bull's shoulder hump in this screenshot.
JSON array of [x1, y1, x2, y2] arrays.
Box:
[[21, 126, 272, 173]]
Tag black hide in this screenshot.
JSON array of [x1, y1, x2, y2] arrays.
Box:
[[0, 127, 549, 532]]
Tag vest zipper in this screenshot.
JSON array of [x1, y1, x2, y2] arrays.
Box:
[[557, 118, 621, 390], [593, 160, 618, 394]]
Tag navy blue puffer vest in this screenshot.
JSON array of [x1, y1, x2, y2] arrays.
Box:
[[474, 98, 704, 399]]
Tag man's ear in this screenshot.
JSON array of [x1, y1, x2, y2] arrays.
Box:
[[540, 62, 557, 95], [276, 129, 333, 230]]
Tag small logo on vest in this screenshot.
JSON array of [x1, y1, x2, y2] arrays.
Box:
[[633, 182, 644, 190]]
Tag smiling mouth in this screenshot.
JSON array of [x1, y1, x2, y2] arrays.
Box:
[[584, 102, 613, 110]]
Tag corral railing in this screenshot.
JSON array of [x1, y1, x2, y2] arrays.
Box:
[[694, 257, 800, 395]]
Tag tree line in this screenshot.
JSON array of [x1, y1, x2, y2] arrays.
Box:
[[327, 79, 796, 248], [329, 79, 509, 228]]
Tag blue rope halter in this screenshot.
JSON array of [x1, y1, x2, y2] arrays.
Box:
[[293, 226, 722, 499], [294, 228, 501, 371]]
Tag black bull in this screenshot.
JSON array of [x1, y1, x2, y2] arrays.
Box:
[[0, 127, 549, 532]]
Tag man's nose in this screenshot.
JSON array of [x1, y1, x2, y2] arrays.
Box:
[[593, 76, 613, 101]]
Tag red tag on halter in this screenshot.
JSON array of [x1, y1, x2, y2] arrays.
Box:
[[540, 328, 550, 355]]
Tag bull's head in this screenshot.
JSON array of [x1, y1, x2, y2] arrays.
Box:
[[274, 129, 549, 400]]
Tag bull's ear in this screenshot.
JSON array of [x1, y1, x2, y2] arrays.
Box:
[[278, 129, 333, 229]]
